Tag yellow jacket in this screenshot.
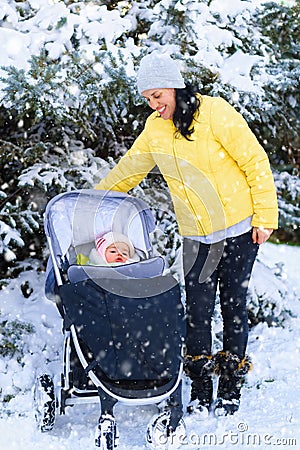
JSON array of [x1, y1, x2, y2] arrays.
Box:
[[95, 95, 278, 236]]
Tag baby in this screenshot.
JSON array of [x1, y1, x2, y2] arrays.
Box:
[[88, 231, 139, 266]]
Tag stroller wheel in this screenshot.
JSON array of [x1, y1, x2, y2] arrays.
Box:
[[95, 414, 119, 450], [34, 374, 56, 432], [146, 411, 186, 449]]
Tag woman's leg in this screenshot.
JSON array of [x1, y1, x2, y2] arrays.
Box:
[[215, 231, 259, 415], [183, 238, 218, 356], [218, 231, 259, 357], [183, 238, 221, 415]]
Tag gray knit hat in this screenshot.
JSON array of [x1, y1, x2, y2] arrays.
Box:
[[137, 51, 185, 94]]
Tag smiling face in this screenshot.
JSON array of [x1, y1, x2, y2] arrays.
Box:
[[142, 88, 176, 120], [105, 242, 130, 264]]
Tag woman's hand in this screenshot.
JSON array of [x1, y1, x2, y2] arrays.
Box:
[[252, 227, 273, 244]]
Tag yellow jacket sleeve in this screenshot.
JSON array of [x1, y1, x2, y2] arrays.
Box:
[[95, 127, 156, 192]]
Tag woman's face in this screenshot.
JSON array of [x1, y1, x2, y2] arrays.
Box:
[[142, 88, 176, 120]]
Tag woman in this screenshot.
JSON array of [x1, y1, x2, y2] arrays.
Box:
[[95, 51, 278, 417]]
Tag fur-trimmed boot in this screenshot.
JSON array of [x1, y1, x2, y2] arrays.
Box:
[[184, 354, 215, 419], [214, 351, 252, 416]]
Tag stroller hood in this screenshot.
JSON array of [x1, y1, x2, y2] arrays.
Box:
[[44, 189, 157, 297], [44, 189, 156, 258]]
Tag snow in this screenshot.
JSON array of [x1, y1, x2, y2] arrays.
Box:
[[0, 1, 299, 448], [221, 50, 264, 92], [0, 0, 276, 95], [0, 243, 299, 449]]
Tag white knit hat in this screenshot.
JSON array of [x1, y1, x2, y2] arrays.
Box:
[[95, 232, 135, 261], [136, 51, 185, 94]]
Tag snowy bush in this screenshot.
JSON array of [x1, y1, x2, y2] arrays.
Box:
[[0, 135, 102, 276], [254, 2, 300, 170], [247, 258, 293, 327], [0, 314, 35, 404], [273, 170, 300, 242], [0, 317, 35, 360]]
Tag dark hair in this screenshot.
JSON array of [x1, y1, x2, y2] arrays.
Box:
[[173, 84, 200, 140]]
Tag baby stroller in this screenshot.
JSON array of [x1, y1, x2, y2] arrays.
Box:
[[35, 189, 186, 449]]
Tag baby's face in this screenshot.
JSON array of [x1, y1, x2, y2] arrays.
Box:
[[105, 242, 130, 263]]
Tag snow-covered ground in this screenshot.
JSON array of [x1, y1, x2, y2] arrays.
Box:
[[0, 242, 299, 449]]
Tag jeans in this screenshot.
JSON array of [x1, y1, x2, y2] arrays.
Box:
[[183, 231, 259, 358]]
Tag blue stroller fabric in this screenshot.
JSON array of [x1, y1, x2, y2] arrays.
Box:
[[59, 275, 184, 382]]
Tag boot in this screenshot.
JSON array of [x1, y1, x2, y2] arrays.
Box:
[[214, 351, 252, 416], [184, 354, 215, 418]]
